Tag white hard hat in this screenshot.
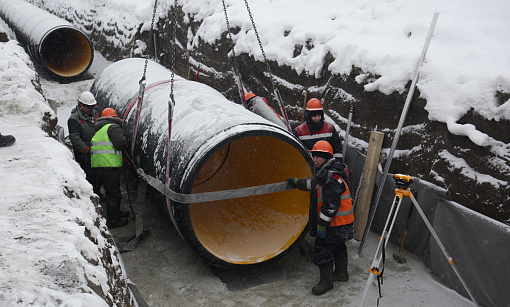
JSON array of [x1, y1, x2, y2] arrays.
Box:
[[78, 91, 97, 106]]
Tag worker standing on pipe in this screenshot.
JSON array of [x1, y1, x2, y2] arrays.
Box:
[[91, 108, 130, 229], [293, 99, 344, 163], [287, 141, 354, 295], [68, 91, 101, 196]]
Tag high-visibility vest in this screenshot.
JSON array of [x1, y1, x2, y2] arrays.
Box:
[[295, 121, 334, 141], [91, 124, 123, 168], [317, 175, 354, 226], [294, 121, 343, 160]]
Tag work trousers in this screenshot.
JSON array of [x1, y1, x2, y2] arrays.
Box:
[[312, 222, 354, 266], [94, 167, 122, 206]]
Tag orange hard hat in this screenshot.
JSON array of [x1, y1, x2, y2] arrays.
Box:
[[306, 98, 323, 111], [311, 140, 333, 157], [101, 107, 118, 118], [245, 92, 256, 101]]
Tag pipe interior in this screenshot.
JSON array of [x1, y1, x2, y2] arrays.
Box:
[[40, 28, 92, 77], [190, 135, 312, 265]]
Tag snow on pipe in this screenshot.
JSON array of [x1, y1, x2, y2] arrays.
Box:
[[0, 0, 93, 79], [91, 58, 314, 268]]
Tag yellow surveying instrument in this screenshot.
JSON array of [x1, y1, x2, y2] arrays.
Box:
[[358, 174, 479, 306]]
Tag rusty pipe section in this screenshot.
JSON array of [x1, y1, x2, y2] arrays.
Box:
[[0, 0, 93, 79], [91, 58, 313, 268]]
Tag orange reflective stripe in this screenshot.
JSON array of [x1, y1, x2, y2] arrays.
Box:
[[317, 176, 354, 226]]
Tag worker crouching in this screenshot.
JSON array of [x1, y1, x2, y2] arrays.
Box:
[[287, 140, 354, 295], [91, 108, 130, 229]]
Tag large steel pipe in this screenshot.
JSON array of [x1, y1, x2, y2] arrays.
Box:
[[0, 0, 93, 79], [91, 58, 314, 268]]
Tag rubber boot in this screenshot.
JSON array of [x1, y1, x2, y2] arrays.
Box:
[[333, 249, 349, 282], [312, 262, 334, 295], [106, 202, 129, 229]]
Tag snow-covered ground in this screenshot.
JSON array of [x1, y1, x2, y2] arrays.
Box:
[[0, 29, 132, 305]]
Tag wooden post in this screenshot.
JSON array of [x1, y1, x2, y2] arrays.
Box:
[[354, 131, 384, 240]]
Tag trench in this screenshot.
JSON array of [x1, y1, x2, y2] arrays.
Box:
[[32, 31, 489, 307]]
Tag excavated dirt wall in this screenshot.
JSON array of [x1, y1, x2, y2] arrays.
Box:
[[31, 2, 510, 225]]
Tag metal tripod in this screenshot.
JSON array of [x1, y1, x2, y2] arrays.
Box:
[[358, 174, 479, 307]]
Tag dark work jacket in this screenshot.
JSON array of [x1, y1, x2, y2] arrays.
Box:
[[93, 116, 128, 153], [68, 106, 98, 164], [293, 121, 344, 162], [309, 160, 354, 240], [317, 160, 353, 227]]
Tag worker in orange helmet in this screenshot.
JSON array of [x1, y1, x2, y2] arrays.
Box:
[[287, 140, 354, 295], [293, 98, 344, 163], [244, 92, 286, 129], [245, 92, 272, 112], [91, 107, 130, 229]]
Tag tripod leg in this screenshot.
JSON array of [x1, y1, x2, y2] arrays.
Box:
[[409, 196, 479, 306], [359, 195, 404, 307]]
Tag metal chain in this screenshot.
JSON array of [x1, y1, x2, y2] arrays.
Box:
[[169, 0, 177, 103], [141, 0, 159, 83], [165, 2, 178, 191], [222, 0, 245, 93], [243, 0, 277, 92], [243, 0, 292, 131], [131, 0, 158, 157]]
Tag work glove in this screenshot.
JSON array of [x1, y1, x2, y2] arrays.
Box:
[[317, 225, 326, 238], [286, 178, 309, 191]]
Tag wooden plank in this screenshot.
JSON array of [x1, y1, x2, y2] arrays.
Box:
[[354, 131, 384, 240]]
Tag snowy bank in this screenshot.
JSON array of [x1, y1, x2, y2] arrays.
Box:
[[0, 26, 133, 306]]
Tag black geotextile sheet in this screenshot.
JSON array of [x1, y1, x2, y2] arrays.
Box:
[[346, 147, 510, 307]]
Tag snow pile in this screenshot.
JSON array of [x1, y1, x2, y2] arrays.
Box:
[[0, 27, 132, 306], [177, 0, 510, 126], [0, 39, 52, 122], [27, 0, 510, 160]]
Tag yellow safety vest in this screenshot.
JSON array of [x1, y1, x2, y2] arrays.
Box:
[[91, 124, 123, 168]]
